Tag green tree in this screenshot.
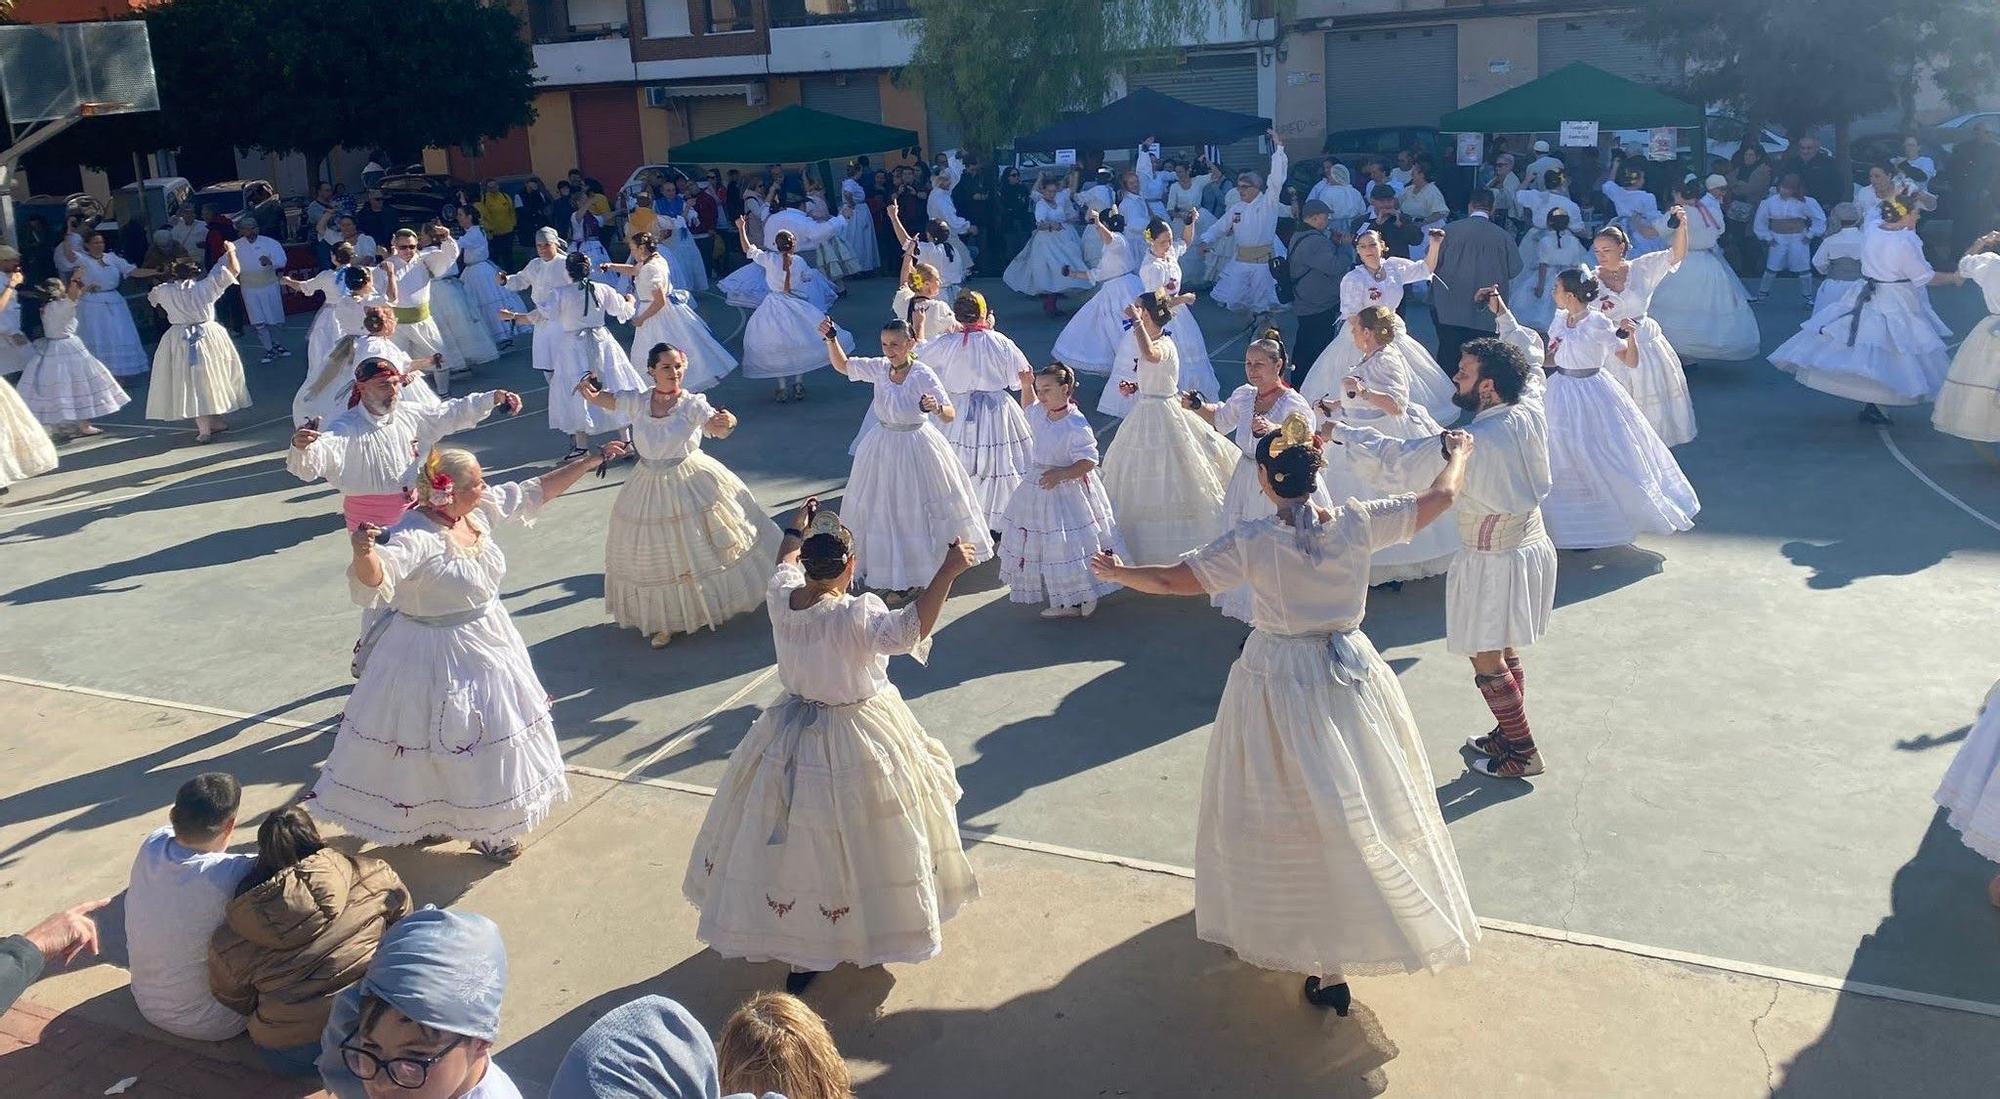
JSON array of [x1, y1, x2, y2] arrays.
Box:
[[904, 0, 1234, 154]]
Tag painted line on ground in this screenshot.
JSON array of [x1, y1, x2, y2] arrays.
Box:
[[8, 670, 2000, 1022], [1876, 425, 2000, 535]]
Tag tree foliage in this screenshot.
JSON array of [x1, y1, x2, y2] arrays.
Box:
[[1631, 0, 2000, 135], [904, 0, 1233, 153]]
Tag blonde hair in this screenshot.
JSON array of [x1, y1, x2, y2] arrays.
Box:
[[422, 446, 480, 491], [1352, 304, 1403, 349], [717, 993, 852, 1099]]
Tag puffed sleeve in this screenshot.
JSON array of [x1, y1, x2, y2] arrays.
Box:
[[613, 391, 648, 421], [1183, 526, 1247, 595], [1387, 257, 1431, 287], [1630, 249, 1678, 291], [1351, 492, 1420, 552], [1211, 388, 1246, 435], [598, 283, 637, 323], [1064, 417, 1101, 465], [202, 263, 238, 302], [482, 478, 549, 528], [845, 356, 888, 385], [767, 561, 805, 615], [1960, 251, 2000, 290], [1338, 270, 1368, 316], [860, 595, 933, 664], [915, 365, 950, 407], [348, 532, 423, 609]]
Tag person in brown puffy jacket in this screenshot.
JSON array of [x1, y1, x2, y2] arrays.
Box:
[[208, 805, 411, 1076]]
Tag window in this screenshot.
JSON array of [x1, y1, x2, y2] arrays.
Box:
[[768, 0, 912, 26], [706, 0, 753, 32]]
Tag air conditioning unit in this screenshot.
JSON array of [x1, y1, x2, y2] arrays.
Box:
[[645, 82, 768, 108]]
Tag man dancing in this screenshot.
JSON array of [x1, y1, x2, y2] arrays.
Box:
[[1331, 289, 1555, 779]]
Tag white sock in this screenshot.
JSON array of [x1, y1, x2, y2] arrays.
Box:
[[1757, 271, 1776, 295]]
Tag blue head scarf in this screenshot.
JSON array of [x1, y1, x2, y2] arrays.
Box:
[[317, 907, 508, 1098], [547, 995, 778, 1099]]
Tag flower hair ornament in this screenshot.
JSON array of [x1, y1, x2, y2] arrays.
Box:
[[907, 269, 929, 293], [1268, 413, 1322, 466], [1882, 194, 1914, 222], [421, 451, 455, 509]]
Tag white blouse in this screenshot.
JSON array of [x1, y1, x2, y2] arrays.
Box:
[[1185, 496, 1419, 635], [1959, 252, 2000, 314], [505, 256, 570, 308], [147, 267, 238, 326], [891, 288, 959, 339], [1861, 225, 1937, 285], [1026, 402, 1100, 468], [1593, 251, 1678, 323], [1211, 384, 1314, 459], [743, 244, 821, 295], [916, 328, 1031, 393], [78, 251, 135, 294], [287, 392, 501, 496], [634, 255, 675, 306], [1137, 242, 1187, 296], [1202, 146, 1289, 249], [1339, 259, 1430, 318], [547, 280, 636, 332], [767, 562, 930, 707], [351, 480, 546, 615], [847, 357, 947, 427], [615, 390, 715, 462], [40, 299, 80, 341], [460, 227, 493, 267], [1545, 309, 1622, 374]]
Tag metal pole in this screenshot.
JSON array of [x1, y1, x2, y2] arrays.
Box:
[[0, 112, 87, 248]]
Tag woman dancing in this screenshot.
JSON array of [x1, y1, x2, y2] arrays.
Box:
[[1004, 172, 1087, 318], [322, 443, 614, 863], [891, 257, 958, 340], [501, 250, 643, 460], [64, 229, 149, 379], [1541, 268, 1700, 549], [575, 344, 779, 648], [1586, 219, 1698, 446], [1098, 285, 1198, 420], [18, 269, 129, 438], [1647, 182, 1761, 363], [1506, 208, 1586, 333], [602, 231, 735, 392], [1049, 209, 1143, 376], [995, 363, 1126, 619], [1933, 231, 2000, 442], [1135, 213, 1220, 399], [890, 216, 968, 304], [734, 217, 852, 405], [1297, 230, 1454, 422], [1089, 416, 1479, 1011], [502, 228, 573, 377], [284, 242, 369, 375], [1099, 293, 1238, 565], [683, 499, 980, 994], [456, 205, 523, 348], [823, 316, 991, 600], [908, 292, 1034, 525], [146, 245, 249, 443], [422, 225, 500, 375]]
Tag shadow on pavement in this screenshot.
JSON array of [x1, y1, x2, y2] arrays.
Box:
[[0, 513, 332, 605]]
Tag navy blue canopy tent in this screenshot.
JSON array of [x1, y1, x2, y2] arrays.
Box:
[[1012, 88, 1270, 153]]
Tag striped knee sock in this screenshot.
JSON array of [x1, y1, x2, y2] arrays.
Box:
[[1477, 672, 1536, 751], [1505, 654, 1524, 697]]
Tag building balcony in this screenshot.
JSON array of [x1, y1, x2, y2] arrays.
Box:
[[768, 0, 912, 28], [525, 0, 631, 44]]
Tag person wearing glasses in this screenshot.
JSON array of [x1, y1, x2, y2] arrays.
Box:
[[317, 907, 519, 1098]]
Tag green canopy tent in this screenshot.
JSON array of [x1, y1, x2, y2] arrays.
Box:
[[1439, 62, 1703, 134], [670, 104, 919, 165]]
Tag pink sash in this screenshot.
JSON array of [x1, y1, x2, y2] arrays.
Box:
[[342, 492, 411, 532]]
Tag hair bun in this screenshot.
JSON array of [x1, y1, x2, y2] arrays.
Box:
[[1261, 328, 1283, 343]]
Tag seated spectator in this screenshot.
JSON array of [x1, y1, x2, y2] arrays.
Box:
[[209, 805, 411, 1077], [718, 992, 853, 1099], [1, 897, 109, 1015], [318, 907, 516, 1099], [550, 994, 783, 1099], [125, 772, 255, 1041]]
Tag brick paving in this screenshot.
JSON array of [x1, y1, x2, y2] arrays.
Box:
[[0, 1000, 328, 1098]]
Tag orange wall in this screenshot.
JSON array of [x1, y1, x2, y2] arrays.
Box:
[[8, 0, 144, 21]]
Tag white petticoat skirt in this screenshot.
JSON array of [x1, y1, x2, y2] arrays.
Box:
[[1197, 628, 1478, 976], [1050, 272, 1144, 375], [1003, 229, 1087, 296], [846, 421, 994, 591], [606, 451, 780, 637], [1299, 332, 1459, 425], [1320, 411, 1459, 584], [1169, 313, 1221, 400], [306, 305, 342, 380], [146, 322, 251, 421], [939, 390, 1032, 521], [741, 293, 850, 380], [1932, 317, 2000, 442], [1936, 678, 2000, 863], [815, 233, 862, 280], [683, 688, 979, 971], [1445, 529, 1559, 656], [1649, 249, 1761, 362], [0, 374, 57, 488], [18, 336, 130, 423], [1770, 281, 1951, 407], [841, 212, 880, 275], [462, 260, 525, 345], [77, 291, 148, 377], [631, 297, 737, 392], [720, 264, 838, 313], [668, 233, 711, 294], [549, 328, 644, 435], [1098, 394, 1237, 565], [994, 467, 1126, 607], [1506, 272, 1562, 333], [1210, 258, 1278, 314], [1212, 458, 1334, 623], [1604, 318, 1698, 446], [311, 602, 570, 845], [1542, 370, 1699, 549], [429, 279, 500, 367]]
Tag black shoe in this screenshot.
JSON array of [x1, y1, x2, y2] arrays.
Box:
[[785, 969, 820, 995], [1303, 976, 1351, 1015], [1859, 403, 1891, 425]]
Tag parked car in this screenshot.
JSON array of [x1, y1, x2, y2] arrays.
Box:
[[1610, 114, 1787, 164], [617, 164, 697, 206], [1927, 112, 2000, 153], [376, 172, 475, 229], [191, 179, 273, 219], [112, 177, 191, 230], [16, 192, 103, 234]]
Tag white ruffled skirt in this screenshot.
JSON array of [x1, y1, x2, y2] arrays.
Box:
[[631, 298, 737, 392], [684, 687, 978, 971], [994, 467, 1126, 607], [1210, 258, 1279, 314], [1932, 317, 2000, 441], [1542, 370, 1699, 549], [1003, 229, 1087, 296], [1605, 318, 1697, 446], [668, 234, 710, 293], [815, 233, 862, 280], [741, 293, 849, 380], [146, 322, 251, 421], [605, 450, 780, 637], [1936, 678, 2000, 863], [18, 336, 130, 423], [1770, 281, 1951, 407], [306, 305, 342, 379], [1098, 395, 1237, 565], [841, 212, 881, 275], [1321, 410, 1459, 584], [1649, 249, 1761, 361], [77, 291, 148, 377], [549, 328, 644, 435], [1506, 271, 1562, 333], [1197, 628, 1478, 976], [720, 265, 838, 313], [463, 261, 525, 345], [430, 279, 500, 367], [1050, 272, 1143, 375], [939, 390, 1032, 521], [0, 374, 57, 488], [311, 602, 570, 845], [846, 421, 994, 591]]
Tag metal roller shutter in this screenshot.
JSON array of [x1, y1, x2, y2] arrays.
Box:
[[688, 95, 764, 142], [800, 73, 883, 124], [570, 87, 644, 188], [1126, 52, 1262, 173], [1323, 25, 1458, 133], [1537, 18, 1678, 86]]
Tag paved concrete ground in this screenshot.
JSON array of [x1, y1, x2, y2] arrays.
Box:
[[3, 265, 2000, 1094]]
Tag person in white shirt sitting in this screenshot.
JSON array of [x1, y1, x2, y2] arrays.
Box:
[[125, 772, 256, 1041]]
